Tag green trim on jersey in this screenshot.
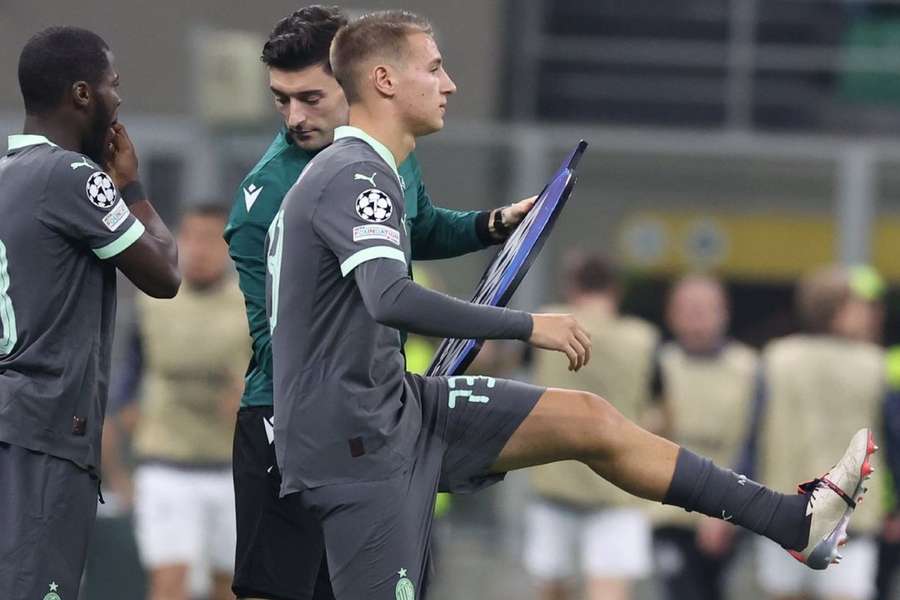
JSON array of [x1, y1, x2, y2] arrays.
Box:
[[340, 246, 407, 277], [7, 134, 59, 150], [92, 219, 145, 259], [225, 128, 491, 407]]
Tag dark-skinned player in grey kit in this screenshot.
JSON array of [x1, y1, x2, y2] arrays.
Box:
[[267, 11, 876, 599], [0, 27, 180, 600]]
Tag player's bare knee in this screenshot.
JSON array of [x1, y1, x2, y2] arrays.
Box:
[[565, 390, 627, 461]]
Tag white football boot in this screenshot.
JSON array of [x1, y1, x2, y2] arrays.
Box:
[[789, 427, 877, 570]]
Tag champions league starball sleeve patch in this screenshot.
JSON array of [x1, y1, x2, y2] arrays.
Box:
[[85, 171, 118, 209], [356, 188, 393, 223], [427, 140, 588, 377]]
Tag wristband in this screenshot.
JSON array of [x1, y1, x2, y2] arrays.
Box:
[[475, 210, 494, 245], [120, 180, 146, 206], [491, 207, 511, 240]]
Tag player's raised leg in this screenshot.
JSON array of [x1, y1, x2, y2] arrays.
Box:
[[491, 388, 876, 570], [493, 389, 678, 499]]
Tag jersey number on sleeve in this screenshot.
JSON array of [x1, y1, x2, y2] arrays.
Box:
[[266, 210, 285, 334], [0, 239, 17, 356]]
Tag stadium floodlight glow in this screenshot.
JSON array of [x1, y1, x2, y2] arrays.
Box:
[[427, 140, 588, 377]]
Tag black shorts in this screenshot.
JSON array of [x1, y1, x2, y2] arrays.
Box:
[[232, 406, 334, 600], [0, 442, 98, 600], [300, 374, 544, 599]]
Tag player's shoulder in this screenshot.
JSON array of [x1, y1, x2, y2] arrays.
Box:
[[230, 169, 286, 228], [242, 142, 308, 191], [44, 148, 109, 188], [44, 146, 99, 172], [231, 134, 311, 223], [43, 149, 120, 207], [8, 142, 104, 183], [244, 130, 305, 182], [312, 147, 399, 200], [316, 139, 393, 178]]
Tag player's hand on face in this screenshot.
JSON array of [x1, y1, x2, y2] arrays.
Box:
[[104, 123, 140, 188], [501, 195, 537, 229], [529, 313, 592, 371]]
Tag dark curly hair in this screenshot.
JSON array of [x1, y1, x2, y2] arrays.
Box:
[[261, 5, 347, 73], [18, 26, 110, 115]]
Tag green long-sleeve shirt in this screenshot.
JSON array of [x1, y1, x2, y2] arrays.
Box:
[[224, 129, 495, 407]]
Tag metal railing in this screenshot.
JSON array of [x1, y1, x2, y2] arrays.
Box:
[[508, 0, 900, 131]]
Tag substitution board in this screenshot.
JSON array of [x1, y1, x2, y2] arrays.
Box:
[[427, 140, 588, 377]]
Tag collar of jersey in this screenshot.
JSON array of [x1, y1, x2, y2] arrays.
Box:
[[333, 126, 401, 183], [8, 134, 59, 151]]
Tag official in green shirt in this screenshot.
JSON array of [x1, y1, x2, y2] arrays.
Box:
[[225, 125, 521, 408], [223, 7, 533, 600]]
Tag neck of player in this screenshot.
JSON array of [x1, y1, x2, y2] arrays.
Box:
[[22, 115, 85, 155], [347, 105, 415, 167]]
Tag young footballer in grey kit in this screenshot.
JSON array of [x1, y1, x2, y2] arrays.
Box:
[[0, 27, 180, 600], [226, 7, 534, 600], [268, 11, 876, 599]]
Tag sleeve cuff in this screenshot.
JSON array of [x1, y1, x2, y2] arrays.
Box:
[[518, 311, 534, 341], [92, 219, 145, 259]]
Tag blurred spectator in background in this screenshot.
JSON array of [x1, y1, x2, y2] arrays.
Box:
[[844, 266, 886, 345], [104, 203, 249, 600], [752, 265, 888, 600], [523, 253, 659, 600], [651, 274, 759, 600]]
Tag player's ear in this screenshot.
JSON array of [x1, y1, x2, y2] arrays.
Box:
[[372, 64, 397, 98], [71, 81, 91, 110]]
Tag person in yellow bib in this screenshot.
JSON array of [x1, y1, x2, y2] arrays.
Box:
[[524, 255, 659, 600], [749, 265, 890, 600], [651, 274, 758, 600]]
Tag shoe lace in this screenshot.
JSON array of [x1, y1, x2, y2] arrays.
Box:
[[797, 476, 856, 510], [798, 478, 820, 511]]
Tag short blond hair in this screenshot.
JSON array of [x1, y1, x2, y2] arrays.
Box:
[[330, 10, 432, 103]]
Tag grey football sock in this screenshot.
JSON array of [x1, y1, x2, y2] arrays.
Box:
[[663, 447, 810, 550]]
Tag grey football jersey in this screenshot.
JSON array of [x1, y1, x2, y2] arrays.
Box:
[[268, 126, 420, 494], [0, 135, 144, 470]]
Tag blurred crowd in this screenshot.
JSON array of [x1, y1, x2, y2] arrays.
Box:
[[517, 255, 893, 600], [84, 207, 900, 600]]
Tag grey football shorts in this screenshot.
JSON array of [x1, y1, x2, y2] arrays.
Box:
[[0, 442, 98, 600], [300, 373, 545, 599]]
